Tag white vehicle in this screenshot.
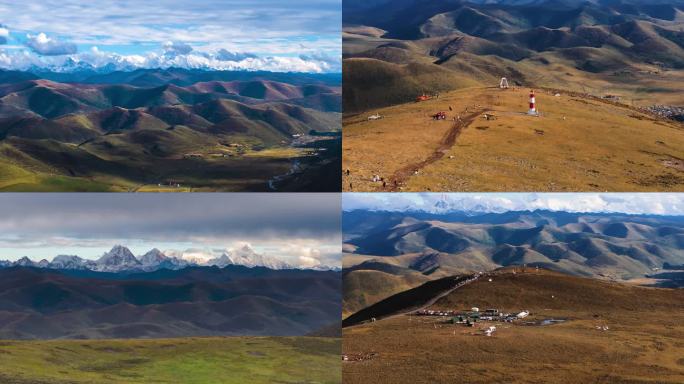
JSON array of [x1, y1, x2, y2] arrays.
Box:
[[516, 310, 530, 319], [367, 114, 383, 121]]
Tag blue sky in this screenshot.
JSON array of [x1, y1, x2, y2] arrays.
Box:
[[343, 193, 684, 215], [0, 194, 341, 267], [0, 0, 341, 72]]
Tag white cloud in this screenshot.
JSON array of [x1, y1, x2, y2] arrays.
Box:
[[215, 49, 258, 62], [298, 255, 321, 268], [0, 0, 341, 71], [0, 25, 8, 44], [163, 41, 193, 56], [343, 193, 684, 216], [25, 32, 78, 55], [0, 46, 339, 73]]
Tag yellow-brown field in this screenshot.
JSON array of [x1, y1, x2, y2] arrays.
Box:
[[343, 87, 684, 192], [343, 270, 684, 384]]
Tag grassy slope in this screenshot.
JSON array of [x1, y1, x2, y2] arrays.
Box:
[[0, 97, 340, 192], [0, 144, 118, 192], [343, 87, 684, 192], [343, 23, 684, 112], [343, 269, 430, 318], [0, 337, 341, 384], [0, 137, 297, 192], [343, 58, 482, 113], [343, 269, 684, 384]]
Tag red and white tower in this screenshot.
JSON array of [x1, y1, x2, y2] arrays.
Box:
[[528, 90, 538, 115]]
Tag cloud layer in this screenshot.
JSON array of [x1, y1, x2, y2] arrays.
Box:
[[0, 193, 341, 266], [0, 0, 341, 73], [343, 193, 684, 216], [0, 46, 338, 73], [25, 33, 77, 55]]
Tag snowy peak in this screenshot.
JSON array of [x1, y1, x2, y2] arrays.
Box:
[[95, 245, 141, 271], [51, 255, 88, 269], [226, 244, 292, 270], [36, 259, 50, 268], [206, 253, 234, 268], [0, 244, 333, 272], [139, 248, 167, 265], [14, 256, 35, 267]]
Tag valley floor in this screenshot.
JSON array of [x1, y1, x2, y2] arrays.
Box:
[[0, 336, 341, 384], [0, 134, 340, 192], [343, 87, 684, 192]]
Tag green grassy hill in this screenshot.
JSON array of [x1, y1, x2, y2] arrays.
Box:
[[0, 75, 341, 192], [0, 337, 341, 384]]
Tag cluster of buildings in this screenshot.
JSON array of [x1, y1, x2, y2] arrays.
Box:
[[414, 307, 530, 326]]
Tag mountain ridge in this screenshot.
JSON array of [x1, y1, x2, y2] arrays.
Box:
[[0, 266, 341, 339], [342, 209, 684, 315], [343, 0, 684, 112], [0, 68, 342, 192], [0, 244, 340, 273]]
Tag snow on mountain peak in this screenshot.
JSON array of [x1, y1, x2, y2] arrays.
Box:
[[50, 255, 88, 269], [139, 248, 168, 265], [15, 256, 34, 267], [225, 243, 292, 270], [0, 244, 333, 272], [95, 245, 141, 271]]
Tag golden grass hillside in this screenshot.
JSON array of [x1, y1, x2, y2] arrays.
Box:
[[343, 87, 684, 192], [343, 269, 684, 384]]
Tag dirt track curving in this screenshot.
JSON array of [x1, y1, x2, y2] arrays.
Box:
[[343, 274, 479, 328], [342, 87, 684, 192], [388, 110, 483, 191]]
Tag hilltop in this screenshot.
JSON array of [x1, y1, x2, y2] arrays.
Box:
[[343, 87, 684, 192], [343, 268, 684, 383], [343, 0, 684, 192]]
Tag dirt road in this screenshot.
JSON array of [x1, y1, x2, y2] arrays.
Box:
[[343, 274, 480, 328], [388, 110, 482, 191]]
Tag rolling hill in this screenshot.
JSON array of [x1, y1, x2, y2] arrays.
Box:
[[343, 268, 684, 383], [344, 0, 684, 112], [342, 209, 684, 315], [0, 266, 341, 339], [342, 86, 684, 192], [0, 337, 341, 384], [0, 69, 341, 192], [343, 0, 684, 193]]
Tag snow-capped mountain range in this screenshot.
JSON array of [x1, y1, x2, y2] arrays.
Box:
[[0, 245, 337, 273]]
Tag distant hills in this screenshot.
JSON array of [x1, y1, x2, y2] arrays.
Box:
[[0, 265, 341, 339], [25, 68, 341, 88], [0, 69, 341, 191], [0, 244, 338, 273], [342, 209, 684, 315], [343, 0, 684, 111]]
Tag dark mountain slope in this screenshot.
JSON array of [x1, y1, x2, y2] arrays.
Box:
[[0, 266, 341, 339]]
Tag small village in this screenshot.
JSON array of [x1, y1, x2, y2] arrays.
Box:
[[413, 307, 530, 330], [343, 308, 534, 362]]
